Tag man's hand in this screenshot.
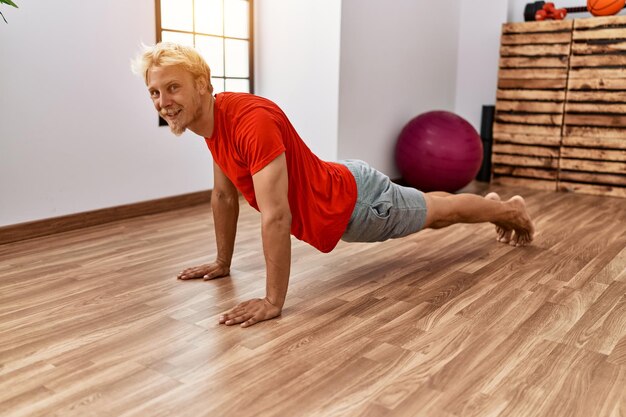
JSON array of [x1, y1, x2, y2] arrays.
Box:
[[219, 297, 282, 328], [177, 262, 230, 280]]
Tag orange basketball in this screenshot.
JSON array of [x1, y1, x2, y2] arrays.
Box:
[[587, 0, 625, 16]]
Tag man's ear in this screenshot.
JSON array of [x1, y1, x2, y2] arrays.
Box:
[[195, 76, 208, 94]]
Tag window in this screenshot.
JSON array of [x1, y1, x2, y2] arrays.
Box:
[[155, 0, 254, 95]]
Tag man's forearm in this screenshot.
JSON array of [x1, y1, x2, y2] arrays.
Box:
[[261, 214, 292, 309], [212, 194, 239, 266]]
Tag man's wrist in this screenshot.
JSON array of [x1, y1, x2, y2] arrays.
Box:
[[264, 295, 284, 309], [215, 257, 231, 267]]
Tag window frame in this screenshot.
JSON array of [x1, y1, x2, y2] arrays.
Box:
[[154, 0, 255, 95]]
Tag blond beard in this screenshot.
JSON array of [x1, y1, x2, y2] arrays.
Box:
[[169, 121, 186, 136]]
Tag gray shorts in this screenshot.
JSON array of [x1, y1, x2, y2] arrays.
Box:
[[340, 159, 427, 242]]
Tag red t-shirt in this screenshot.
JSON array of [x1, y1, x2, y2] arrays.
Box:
[[205, 93, 357, 253]]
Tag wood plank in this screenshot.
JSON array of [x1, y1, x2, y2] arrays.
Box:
[[570, 54, 626, 68], [494, 123, 562, 136], [498, 69, 568, 80], [500, 57, 569, 69], [560, 147, 626, 162], [493, 166, 558, 180], [569, 68, 626, 79], [567, 78, 626, 90], [574, 15, 626, 29], [565, 114, 626, 128], [566, 90, 626, 103], [503, 20, 573, 34], [559, 170, 626, 186], [493, 133, 562, 146], [560, 158, 626, 174], [493, 144, 560, 158], [496, 113, 563, 126], [558, 181, 626, 197], [491, 175, 557, 190], [565, 126, 626, 139], [0, 190, 213, 245], [500, 44, 571, 57], [497, 89, 566, 101], [571, 41, 626, 55], [498, 79, 568, 89], [565, 102, 626, 114], [496, 101, 565, 113], [492, 154, 559, 169], [501, 32, 572, 45], [573, 28, 626, 41], [562, 136, 626, 149]]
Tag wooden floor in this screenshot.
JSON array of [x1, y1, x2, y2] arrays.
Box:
[[1, 185, 625, 417]]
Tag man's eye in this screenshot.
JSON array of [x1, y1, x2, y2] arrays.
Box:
[[168, 85, 178, 92], [150, 91, 159, 98]]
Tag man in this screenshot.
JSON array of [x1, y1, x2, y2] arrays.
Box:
[[132, 43, 535, 328]]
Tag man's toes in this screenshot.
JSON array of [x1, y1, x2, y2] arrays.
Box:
[[523, 233, 533, 246], [511, 231, 531, 247]]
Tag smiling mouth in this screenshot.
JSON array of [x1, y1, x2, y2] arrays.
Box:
[[161, 108, 182, 119]]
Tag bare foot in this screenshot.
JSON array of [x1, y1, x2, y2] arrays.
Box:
[[505, 196, 535, 247], [485, 192, 512, 244], [485, 192, 535, 247]]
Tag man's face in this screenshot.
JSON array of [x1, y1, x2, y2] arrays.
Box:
[[147, 65, 204, 136]]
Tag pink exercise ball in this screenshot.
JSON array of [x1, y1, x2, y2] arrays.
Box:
[[395, 111, 483, 192]]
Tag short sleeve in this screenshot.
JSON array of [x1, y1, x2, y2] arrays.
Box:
[[234, 108, 286, 175]]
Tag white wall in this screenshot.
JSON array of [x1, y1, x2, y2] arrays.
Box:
[[337, 0, 461, 177], [454, 0, 508, 131], [9, 1, 612, 227], [254, 0, 342, 161], [0, 1, 214, 226]]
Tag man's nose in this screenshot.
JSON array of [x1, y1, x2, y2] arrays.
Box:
[[158, 92, 172, 109]]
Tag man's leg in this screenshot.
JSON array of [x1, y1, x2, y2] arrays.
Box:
[[422, 191, 535, 246]]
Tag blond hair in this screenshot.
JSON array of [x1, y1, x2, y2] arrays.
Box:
[[131, 42, 213, 93]]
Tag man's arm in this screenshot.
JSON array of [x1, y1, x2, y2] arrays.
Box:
[[219, 153, 291, 327], [177, 162, 239, 280], [210, 162, 240, 272]]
